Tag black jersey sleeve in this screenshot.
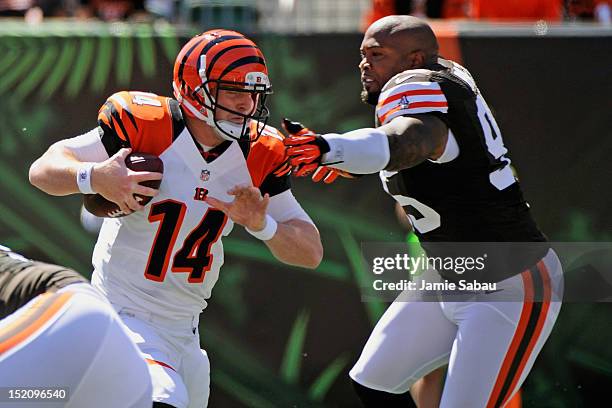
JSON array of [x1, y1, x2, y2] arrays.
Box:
[[0, 250, 87, 318]]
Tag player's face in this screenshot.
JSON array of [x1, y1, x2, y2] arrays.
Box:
[[215, 89, 257, 123], [359, 34, 414, 105]]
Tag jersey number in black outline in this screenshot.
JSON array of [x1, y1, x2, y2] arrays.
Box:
[[145, 199, 227, 283]]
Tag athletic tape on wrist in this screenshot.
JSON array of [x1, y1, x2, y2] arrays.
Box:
[[76, 163, 96, 194], [246, 214, 278, 241]]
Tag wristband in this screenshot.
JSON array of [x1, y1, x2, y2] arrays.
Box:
[[246, 214, 278, 241], [76, 163, 96, 194]]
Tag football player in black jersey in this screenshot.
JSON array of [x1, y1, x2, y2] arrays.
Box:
[[0, 246, 152, 407], [0, 246, 87, 318], [284, 16, 563, 408]]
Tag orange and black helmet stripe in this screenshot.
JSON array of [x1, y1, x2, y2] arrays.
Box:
[[204, 44, 259, 79], [177, 32, 244, 92], [218, 53, 266, 81], [177, 31, 266, 93]]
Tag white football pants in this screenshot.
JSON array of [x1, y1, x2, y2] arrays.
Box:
[[115, 307, 210, 408], [0, 283, 152, 408], [350, 249, 564, 408]]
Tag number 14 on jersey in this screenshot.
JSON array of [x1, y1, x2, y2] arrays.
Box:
[[144, 200, 227, 284]]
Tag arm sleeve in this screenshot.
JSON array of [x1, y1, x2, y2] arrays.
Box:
[[62, 127, 111, 162], [267, 189, 314, 225]]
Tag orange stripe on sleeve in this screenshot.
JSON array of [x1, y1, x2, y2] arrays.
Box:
[[378, 89, 444, 108], [407, 101, 448, 109], [378, 101, 449, 124]]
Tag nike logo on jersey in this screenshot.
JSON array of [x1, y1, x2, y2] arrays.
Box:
[[194, 187, 209, 202]]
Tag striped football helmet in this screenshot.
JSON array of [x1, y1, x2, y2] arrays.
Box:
[[173, 29, 272, 141]]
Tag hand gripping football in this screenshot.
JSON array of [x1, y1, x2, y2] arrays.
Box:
[[83, 152, 164, 218]]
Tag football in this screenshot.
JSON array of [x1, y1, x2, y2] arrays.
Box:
[[83, 152, 164, 218]]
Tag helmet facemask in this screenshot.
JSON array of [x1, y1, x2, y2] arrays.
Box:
[[192, 77, 272, 142], [173, 30, 273, 143]]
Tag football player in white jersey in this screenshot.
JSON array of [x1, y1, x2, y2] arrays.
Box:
[[284, 16, 563, 408], [29, 29, 323, 408], [0, 246, 152, 408]]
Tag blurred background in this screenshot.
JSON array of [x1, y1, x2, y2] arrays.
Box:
[[0, 0, 611, 407]]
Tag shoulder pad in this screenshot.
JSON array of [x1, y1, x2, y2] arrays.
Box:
[[382, 69, 436, 93], [97, 91, 183, 156], [250, 121, 284, 142], [376, 70, 448, 126]]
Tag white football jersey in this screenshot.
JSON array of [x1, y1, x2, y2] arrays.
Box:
[[91, 91, 290, 320]]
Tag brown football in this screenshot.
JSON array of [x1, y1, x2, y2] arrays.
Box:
[[83, 152, 164, 218]]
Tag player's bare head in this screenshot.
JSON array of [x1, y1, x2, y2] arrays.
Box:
[[369, 15, 439, 60], [359, 16, 439, 105]]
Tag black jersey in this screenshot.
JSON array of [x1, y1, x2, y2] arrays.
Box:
[[375, 59, 547, 281], [0, 248, 87, 318]]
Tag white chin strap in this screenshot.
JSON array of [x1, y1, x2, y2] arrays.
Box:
[[194, 83, 249, 141], [178, 98, 249, 141], [214, 119, 250, 141]]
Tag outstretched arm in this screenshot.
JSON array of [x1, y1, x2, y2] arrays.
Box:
[[262, 219, 322, 269], [284, 114, 448, 174]]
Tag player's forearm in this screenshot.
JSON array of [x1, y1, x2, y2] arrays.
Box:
[[320, 115, 447, 173], [320, 128, 390, 174], [29, 144, 89, 196], [264, 219, 323, 269]]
